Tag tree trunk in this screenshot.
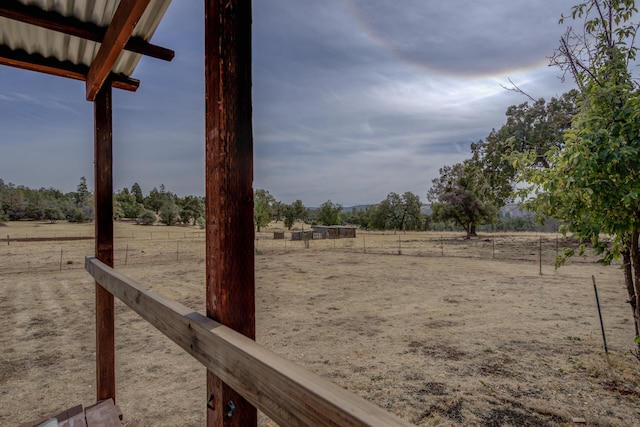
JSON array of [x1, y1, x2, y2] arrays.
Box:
[[630, 230, 640, 352], [622, 243, 639, 338], [466, 224, 477, 239]]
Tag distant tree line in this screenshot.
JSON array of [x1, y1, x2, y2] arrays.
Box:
[[253, 189, 426, 232], [113, 183, 204, 227], [0, 178, 205, 227], [253, 188, 559, 233], [0, 177, 94, 224]]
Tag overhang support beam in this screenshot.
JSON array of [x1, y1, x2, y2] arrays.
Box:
[[0, 45, 139, 91], [86, 0, 151, 101]]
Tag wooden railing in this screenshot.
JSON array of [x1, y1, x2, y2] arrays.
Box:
[[85, 256, 414, 427]]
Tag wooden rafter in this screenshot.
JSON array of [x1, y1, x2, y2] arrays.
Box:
[[86, 0, 151, 101], [0, 45, 139, 91], [0, 0, 173, 62]]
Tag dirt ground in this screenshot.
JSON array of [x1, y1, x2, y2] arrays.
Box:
[[1, 221, 640, 426]]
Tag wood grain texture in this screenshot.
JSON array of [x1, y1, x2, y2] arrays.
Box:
[[86, 0, 151, 100], [204, 0, 256, 425], [85, 257, 414, 427], [94, 84, 115, 402], [0, 45, 139, 91]]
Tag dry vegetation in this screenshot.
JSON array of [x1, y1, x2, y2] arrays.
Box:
[[1, 221, 640, 426]]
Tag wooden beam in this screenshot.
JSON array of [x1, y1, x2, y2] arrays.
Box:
[[94, 84, 115, 402], [0, 45, 139, 92], [205, 1, 256, 425], [86, 0, 151, 101], [85, 257, 415, 427], [0, 0, 173, 62]]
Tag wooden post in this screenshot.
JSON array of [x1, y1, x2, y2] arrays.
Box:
[[94, 82, 115, 402], [205, 1, 256, 426]]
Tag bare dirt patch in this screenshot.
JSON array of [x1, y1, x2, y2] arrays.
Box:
[[1, 221, 640, 426]]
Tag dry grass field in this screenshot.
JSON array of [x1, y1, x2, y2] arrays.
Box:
[[1, 220, 640, 426]]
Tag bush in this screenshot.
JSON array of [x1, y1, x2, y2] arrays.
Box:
[[67, 206, 93, 223], [136, 210, 156, 225], [159, 201, 181, 226]]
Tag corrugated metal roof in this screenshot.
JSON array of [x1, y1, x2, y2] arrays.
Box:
[[0, 0, 172, 77]]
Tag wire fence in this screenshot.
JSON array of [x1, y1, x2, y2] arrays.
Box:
[[0, 228, 605, 275], [1, 231, 205, 274], [256, 230, 602, 265]]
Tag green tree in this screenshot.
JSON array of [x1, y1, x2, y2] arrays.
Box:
[[272, 200, 284, 222], [115, 189, 144, 219], [516, 0, 640, 349], [356, 207, 374, 230], [42, 205, 64, 223], [292, 199, 307, 224], [281, 199, 308, 229], [254, 189, 275, 231], [427, 162, 497, 238], [283, 204, 296, 230], [159, 200, 181, 226], [179, 195, 204, 225], [68, 177, 93, 223], [137, 209, 156, 225], [131, 182, 144, 204], [1, 184, 26, 220], [371, 192, 423, 231], [317, 199, 342, 226], [470, 90, 579, 209], [74, 176, 89, 207], [145, 187, 164, 213]]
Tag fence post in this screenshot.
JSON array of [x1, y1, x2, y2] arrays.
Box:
[[539, 236, 542, 276], [492, 237, 495, 259], [592, 275, 609, 354], [177, 241, 180, 261], [59, 247, 63, 271], [398, 235, 401, 255], [6, 235, 9, 246], [441, 235, 444, 256], [125, 244, 129, 266]]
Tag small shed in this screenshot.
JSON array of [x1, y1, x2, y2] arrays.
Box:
[[291, 230, 314, 241], [312, 225, 356, 239], [273, 229, 285, 239]]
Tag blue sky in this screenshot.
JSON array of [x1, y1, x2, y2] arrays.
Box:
[[0, 1, 577, 206]]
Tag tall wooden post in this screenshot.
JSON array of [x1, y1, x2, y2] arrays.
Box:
[[204, 1, 255, 426], [94, 83, 115, 402]]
